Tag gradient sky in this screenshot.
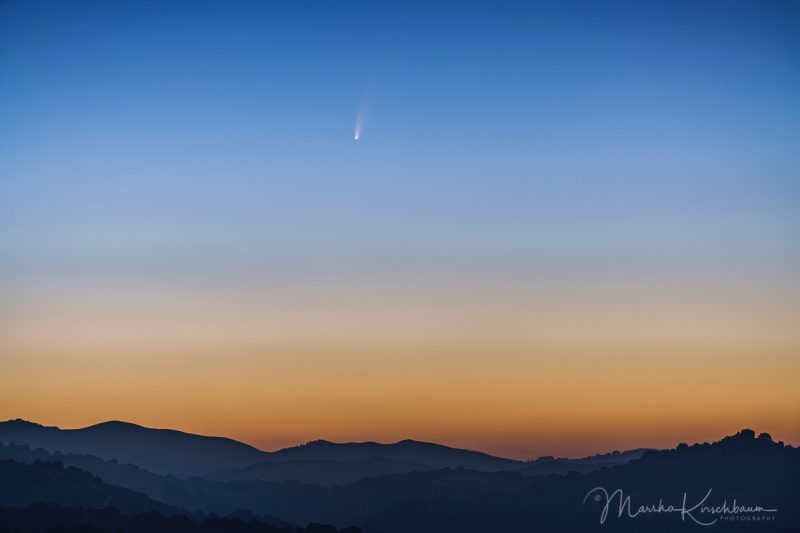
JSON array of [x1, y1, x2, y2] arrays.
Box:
[[1, 0, 799, 459]]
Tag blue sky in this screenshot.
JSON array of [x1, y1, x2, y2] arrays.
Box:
[[2, 1, 798, 284]]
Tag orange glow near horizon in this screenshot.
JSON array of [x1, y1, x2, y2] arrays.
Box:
[[1, 273, 798, 459]]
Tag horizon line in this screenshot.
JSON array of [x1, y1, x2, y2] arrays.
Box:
[[5, 417, 790, 462]]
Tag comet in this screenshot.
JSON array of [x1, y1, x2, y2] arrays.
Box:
[[353, 99, 367, 141], [353, 108, 364, 141]]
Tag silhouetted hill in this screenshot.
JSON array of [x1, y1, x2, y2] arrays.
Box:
[[0, 460, 361, 532], [0, 444, 526, 525], [0, 459, 184, 516], [1, 424, 646, 493], [158, 467, 529, 526], [0, 442, 169, 501], [0, 420, 267, 478], [266, 439, 524, 472], [362, 429, 800, 532], [0, 504, 363, 533], [3, 423, 796, 532], [217, 456, 435, 486], [515, 448, 648, 477], [108, 429, 796, 531], [0, 420, 529, 481]]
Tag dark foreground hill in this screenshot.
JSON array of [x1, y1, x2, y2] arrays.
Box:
[[362, 429, 800, 532], [1, 427, 796, 532], [0, 461, 361, 533], [0, 504, 362, 533], [0, 443, 169, 501], [0, 459, 183, 516]]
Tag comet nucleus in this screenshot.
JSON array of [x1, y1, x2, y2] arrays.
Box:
[[354, 115, 363, 141]]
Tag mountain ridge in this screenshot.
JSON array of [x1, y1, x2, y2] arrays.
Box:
[[0, 419, 529, 476], [0, 418, 652, 481], [0, 419, 266, 478], [1, 427, 796, 531], [266, 437, 524, 472]]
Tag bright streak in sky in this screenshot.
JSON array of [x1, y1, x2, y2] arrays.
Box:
[[354, 102, 366, 140], [353, 114, 363, 140]]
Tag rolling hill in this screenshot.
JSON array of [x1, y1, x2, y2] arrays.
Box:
[[0, 420, 527, 478], [264, 438, 524, 471], [0, 419, 267, 478]]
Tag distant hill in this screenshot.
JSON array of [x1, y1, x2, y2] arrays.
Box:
[[217, 456, 436, 486], [1, 429, 797, 531], [265, 439, 524, 472], [0, 419, 267, 478], [0, 442, 434, 492], [219, 447, 647, 486], [0, 442, 523, 521], [514, 448, 649, 477], [161, 466, 530, 525], [0, 420, 529, 479]]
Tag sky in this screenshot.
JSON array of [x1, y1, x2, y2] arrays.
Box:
[[1, 0, 799, 459]]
